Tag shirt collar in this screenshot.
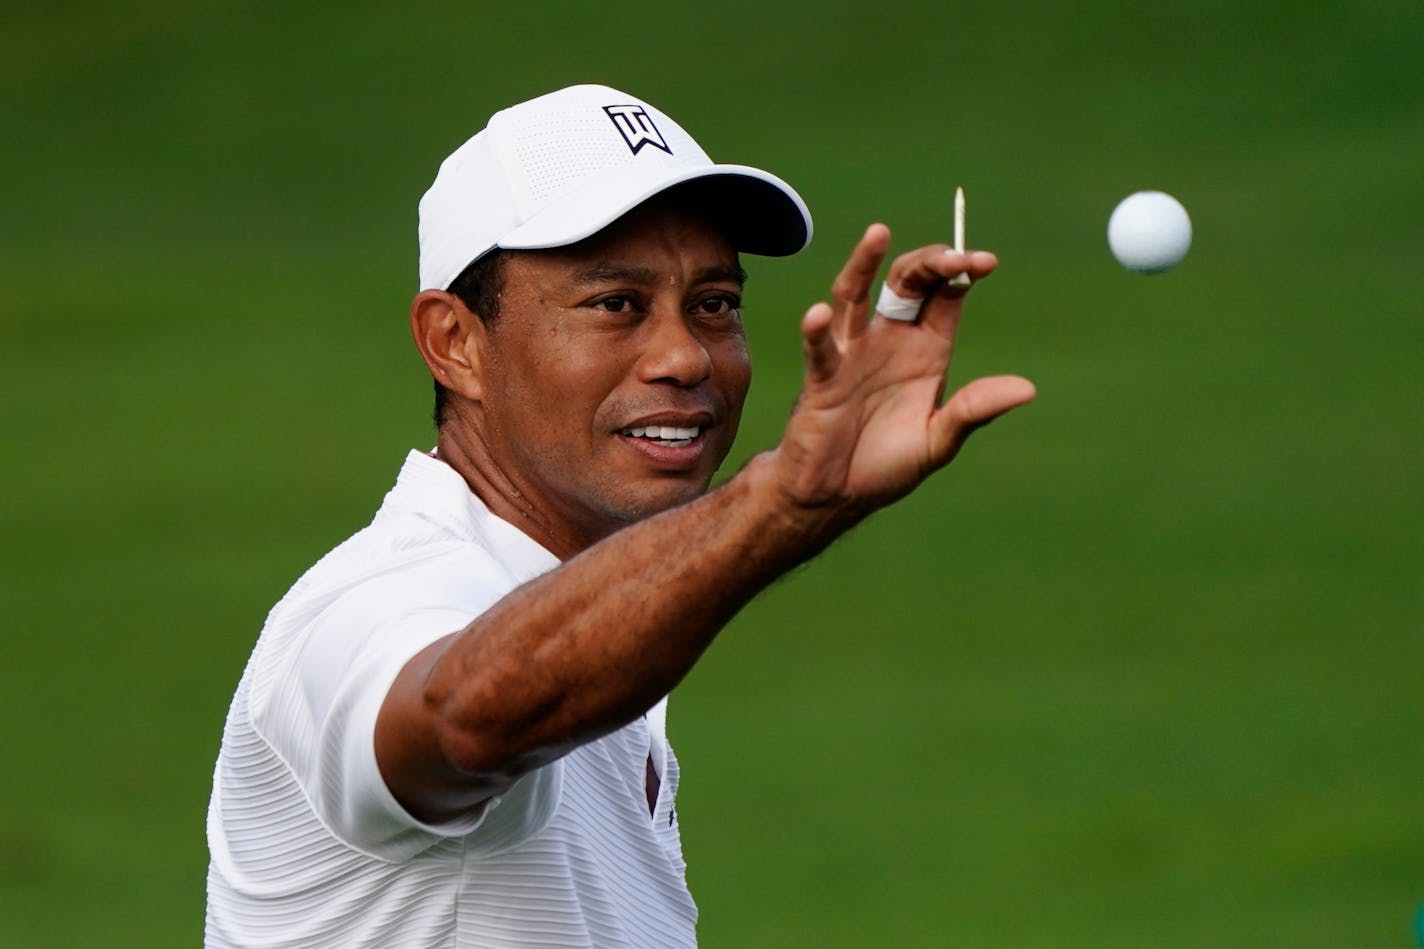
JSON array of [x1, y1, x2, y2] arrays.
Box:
[[387, 449, 561, 582]]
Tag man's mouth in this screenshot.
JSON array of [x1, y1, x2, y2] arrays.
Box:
[[619, 424, 701, 448]]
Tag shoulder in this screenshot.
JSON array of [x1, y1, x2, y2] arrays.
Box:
[[260, 521, 518, 673]]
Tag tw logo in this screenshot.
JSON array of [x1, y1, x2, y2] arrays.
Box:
[[603, 105, 673, 156]]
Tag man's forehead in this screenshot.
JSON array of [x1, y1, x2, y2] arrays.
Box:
[[582, 192, 734, 251], [565, 262, 747, 288], [506, 198, 742, 283]]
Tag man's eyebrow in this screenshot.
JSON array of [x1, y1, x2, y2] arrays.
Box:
[[569, 263, 748, 288], [695, 264, 748, 287], [570, 265, 660, 287]]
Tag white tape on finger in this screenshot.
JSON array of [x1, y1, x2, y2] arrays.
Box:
[[876, 283, 923, 322]]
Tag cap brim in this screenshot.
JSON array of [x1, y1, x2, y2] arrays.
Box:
[[498, 162, 812, 258]]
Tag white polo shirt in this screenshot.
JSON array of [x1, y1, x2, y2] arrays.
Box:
[[206, 451, 696, 948]]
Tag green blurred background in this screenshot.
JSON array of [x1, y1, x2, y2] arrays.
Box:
[[3, 1, 1421, 945]]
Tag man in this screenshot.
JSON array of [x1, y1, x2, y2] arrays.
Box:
[[205, 83, 1034, 947]]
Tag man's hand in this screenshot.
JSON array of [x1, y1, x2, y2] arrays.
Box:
[[771, 224, 1036, 523]]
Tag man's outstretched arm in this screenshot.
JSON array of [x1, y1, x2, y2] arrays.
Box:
[[375, 227, 1035, 823]]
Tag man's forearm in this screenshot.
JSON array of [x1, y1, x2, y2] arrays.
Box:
[[376, 450, 841, 821]]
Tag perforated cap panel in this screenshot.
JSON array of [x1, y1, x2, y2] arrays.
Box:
[[417, 84, 810, 291]]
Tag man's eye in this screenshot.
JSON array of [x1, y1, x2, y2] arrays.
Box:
[[695, 295, 741, 316], [594, 295, 635, 313]]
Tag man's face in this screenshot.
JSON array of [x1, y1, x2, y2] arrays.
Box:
[[470, 197, 750, 552]]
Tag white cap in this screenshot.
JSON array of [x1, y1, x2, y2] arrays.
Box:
[[417, 84, 813, 290]]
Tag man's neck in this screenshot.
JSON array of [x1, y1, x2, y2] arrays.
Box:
[[433, 428, 602, 562]]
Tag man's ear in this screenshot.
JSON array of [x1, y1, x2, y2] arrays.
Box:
[[410, 290, 487, 403]]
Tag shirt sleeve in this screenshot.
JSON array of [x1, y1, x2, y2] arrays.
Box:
[[249, 564, 563, 863]]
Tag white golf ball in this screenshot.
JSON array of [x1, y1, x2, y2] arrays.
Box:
[[1107, 191, 1192, 274]]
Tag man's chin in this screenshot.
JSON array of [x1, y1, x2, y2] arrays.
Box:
[[600, 475, 714, 526]]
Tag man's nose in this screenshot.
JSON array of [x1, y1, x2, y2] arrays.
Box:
[[636, 307, 714, 387]]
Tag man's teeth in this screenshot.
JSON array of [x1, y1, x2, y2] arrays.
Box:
[[624, 425, 700, 444]]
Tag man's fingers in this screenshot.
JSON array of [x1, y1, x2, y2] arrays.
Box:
[[929, 375, 1036, 465], [830, 224, 891, 339], [884, 247, 998, 337], [800, 302, 840, 382], [889, 248, 999, 299]]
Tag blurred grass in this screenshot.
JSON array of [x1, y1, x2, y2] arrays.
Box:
[[3, 1, 1422, 946]]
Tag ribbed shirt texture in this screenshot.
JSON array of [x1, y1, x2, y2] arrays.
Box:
[[205, 450, 697, 947]]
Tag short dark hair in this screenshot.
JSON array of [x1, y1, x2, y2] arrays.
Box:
[[433, 251, 506, 429]]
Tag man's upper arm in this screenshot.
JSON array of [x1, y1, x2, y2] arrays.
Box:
[[247, 560, 561, 860]]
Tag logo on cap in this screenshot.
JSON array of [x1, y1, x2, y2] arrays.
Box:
[[603, 105, 672, 156]]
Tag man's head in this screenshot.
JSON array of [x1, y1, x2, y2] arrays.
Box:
[[409, 84, 811, 554]]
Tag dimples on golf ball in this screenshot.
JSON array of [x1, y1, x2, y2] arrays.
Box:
[[1108, 191, 1192, 273]]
